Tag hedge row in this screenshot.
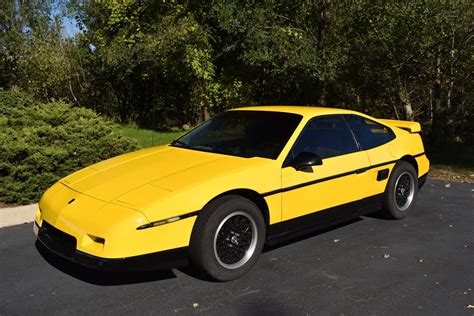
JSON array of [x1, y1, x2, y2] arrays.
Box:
[[0, 91, 138, 204]]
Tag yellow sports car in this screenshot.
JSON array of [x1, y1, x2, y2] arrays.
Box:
[[35, 106, 429, 281]]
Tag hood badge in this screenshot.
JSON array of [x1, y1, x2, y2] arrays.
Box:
[[67, 198, 76, 205]]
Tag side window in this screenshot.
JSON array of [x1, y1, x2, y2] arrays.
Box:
[[292, 115, 359, 159], [345, 115, 395, 150]]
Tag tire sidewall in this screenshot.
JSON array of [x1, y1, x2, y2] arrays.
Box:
[[383, 161, 418, 219], [190, 196, 266, 281]]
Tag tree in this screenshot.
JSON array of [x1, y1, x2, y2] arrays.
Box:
[[1, 0, 54, 89], [335, 1, 473, 144], [4, 0, 471, 145]]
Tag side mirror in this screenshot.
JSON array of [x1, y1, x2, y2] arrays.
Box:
[[291, 152, 323, 171]]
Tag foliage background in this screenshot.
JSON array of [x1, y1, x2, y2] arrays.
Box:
[[0, 1, 473, 203], [0, 91, 137, 204], [1, 0, 472, 145]]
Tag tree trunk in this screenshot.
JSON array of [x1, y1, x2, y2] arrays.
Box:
[[428, 87, 433, 125], [318, 74, 327, 106], [431, 43, 445, 145], [446, 27, 455, 112], [399, 86, 414, 121], [201, 97, 210, 122], [446, 79, 453, 112], [317, 0, 327, 106]]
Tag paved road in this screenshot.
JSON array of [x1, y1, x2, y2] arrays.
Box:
[[1, 179, 473, 315]]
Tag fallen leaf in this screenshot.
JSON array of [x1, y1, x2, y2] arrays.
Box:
[[193, 303, 199, 308], [445, 183, 451, 187], [383, 254, 390, 259], [333, 239, 340, 243]]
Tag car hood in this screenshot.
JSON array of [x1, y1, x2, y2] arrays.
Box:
[[60, 145, 267, 207]]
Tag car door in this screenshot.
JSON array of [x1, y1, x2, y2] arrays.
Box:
[[281, 115, 371, 224]]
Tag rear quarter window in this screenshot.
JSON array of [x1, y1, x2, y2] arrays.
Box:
[[345, 115, 396, 150]]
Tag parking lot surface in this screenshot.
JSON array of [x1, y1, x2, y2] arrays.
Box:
[[1, 178, 473, 315]]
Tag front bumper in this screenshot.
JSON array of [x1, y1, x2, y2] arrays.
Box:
[[37, 181, 196, 261], [35, 220, 189, 271]]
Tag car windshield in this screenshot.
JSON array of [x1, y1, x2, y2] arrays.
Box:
[[170, 110, 302, 159]]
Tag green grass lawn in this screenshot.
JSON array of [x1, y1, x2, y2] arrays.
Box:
[[426, 145, 474, 182], [117, 126, 184, 148]]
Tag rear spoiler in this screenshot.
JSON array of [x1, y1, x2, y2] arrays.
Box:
[[378, 119, 421, 133]]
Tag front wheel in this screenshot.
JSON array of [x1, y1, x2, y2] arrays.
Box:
[[382, 161, 418, 219], [189, 195, 265, 281]]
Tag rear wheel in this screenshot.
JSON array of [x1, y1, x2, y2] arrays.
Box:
[[189, 195, 265, 281], [382, 161, 418, 219]]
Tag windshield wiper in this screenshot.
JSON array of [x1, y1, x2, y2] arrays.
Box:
[[170, 139, 191, 148]]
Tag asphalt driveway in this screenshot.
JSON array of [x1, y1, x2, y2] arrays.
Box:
[[1, 178, 473, 315]]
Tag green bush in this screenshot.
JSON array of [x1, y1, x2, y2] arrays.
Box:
[[0, 90, 34, 114], [0, 92, 138, 204]]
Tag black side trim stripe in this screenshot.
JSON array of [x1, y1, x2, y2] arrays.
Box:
[[262, 153, 425, 197], [137, 210, 200, 230], [262, 168, 364, 197], [176, 210, 200, 220], [266, 193, 384, 244]]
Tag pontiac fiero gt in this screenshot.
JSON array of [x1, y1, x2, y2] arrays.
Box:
[[35, 106, 429, 281]]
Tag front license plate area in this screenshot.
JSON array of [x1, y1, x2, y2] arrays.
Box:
[[37, 221, 77, 258]]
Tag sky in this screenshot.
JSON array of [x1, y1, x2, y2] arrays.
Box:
[[50, 2, 82, 39], [62, 16, 81, 38]]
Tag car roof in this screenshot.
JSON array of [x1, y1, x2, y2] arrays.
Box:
[[231, 105, 362, 118]]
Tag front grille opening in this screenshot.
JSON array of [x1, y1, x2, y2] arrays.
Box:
[[38, 221, 77, 258]]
